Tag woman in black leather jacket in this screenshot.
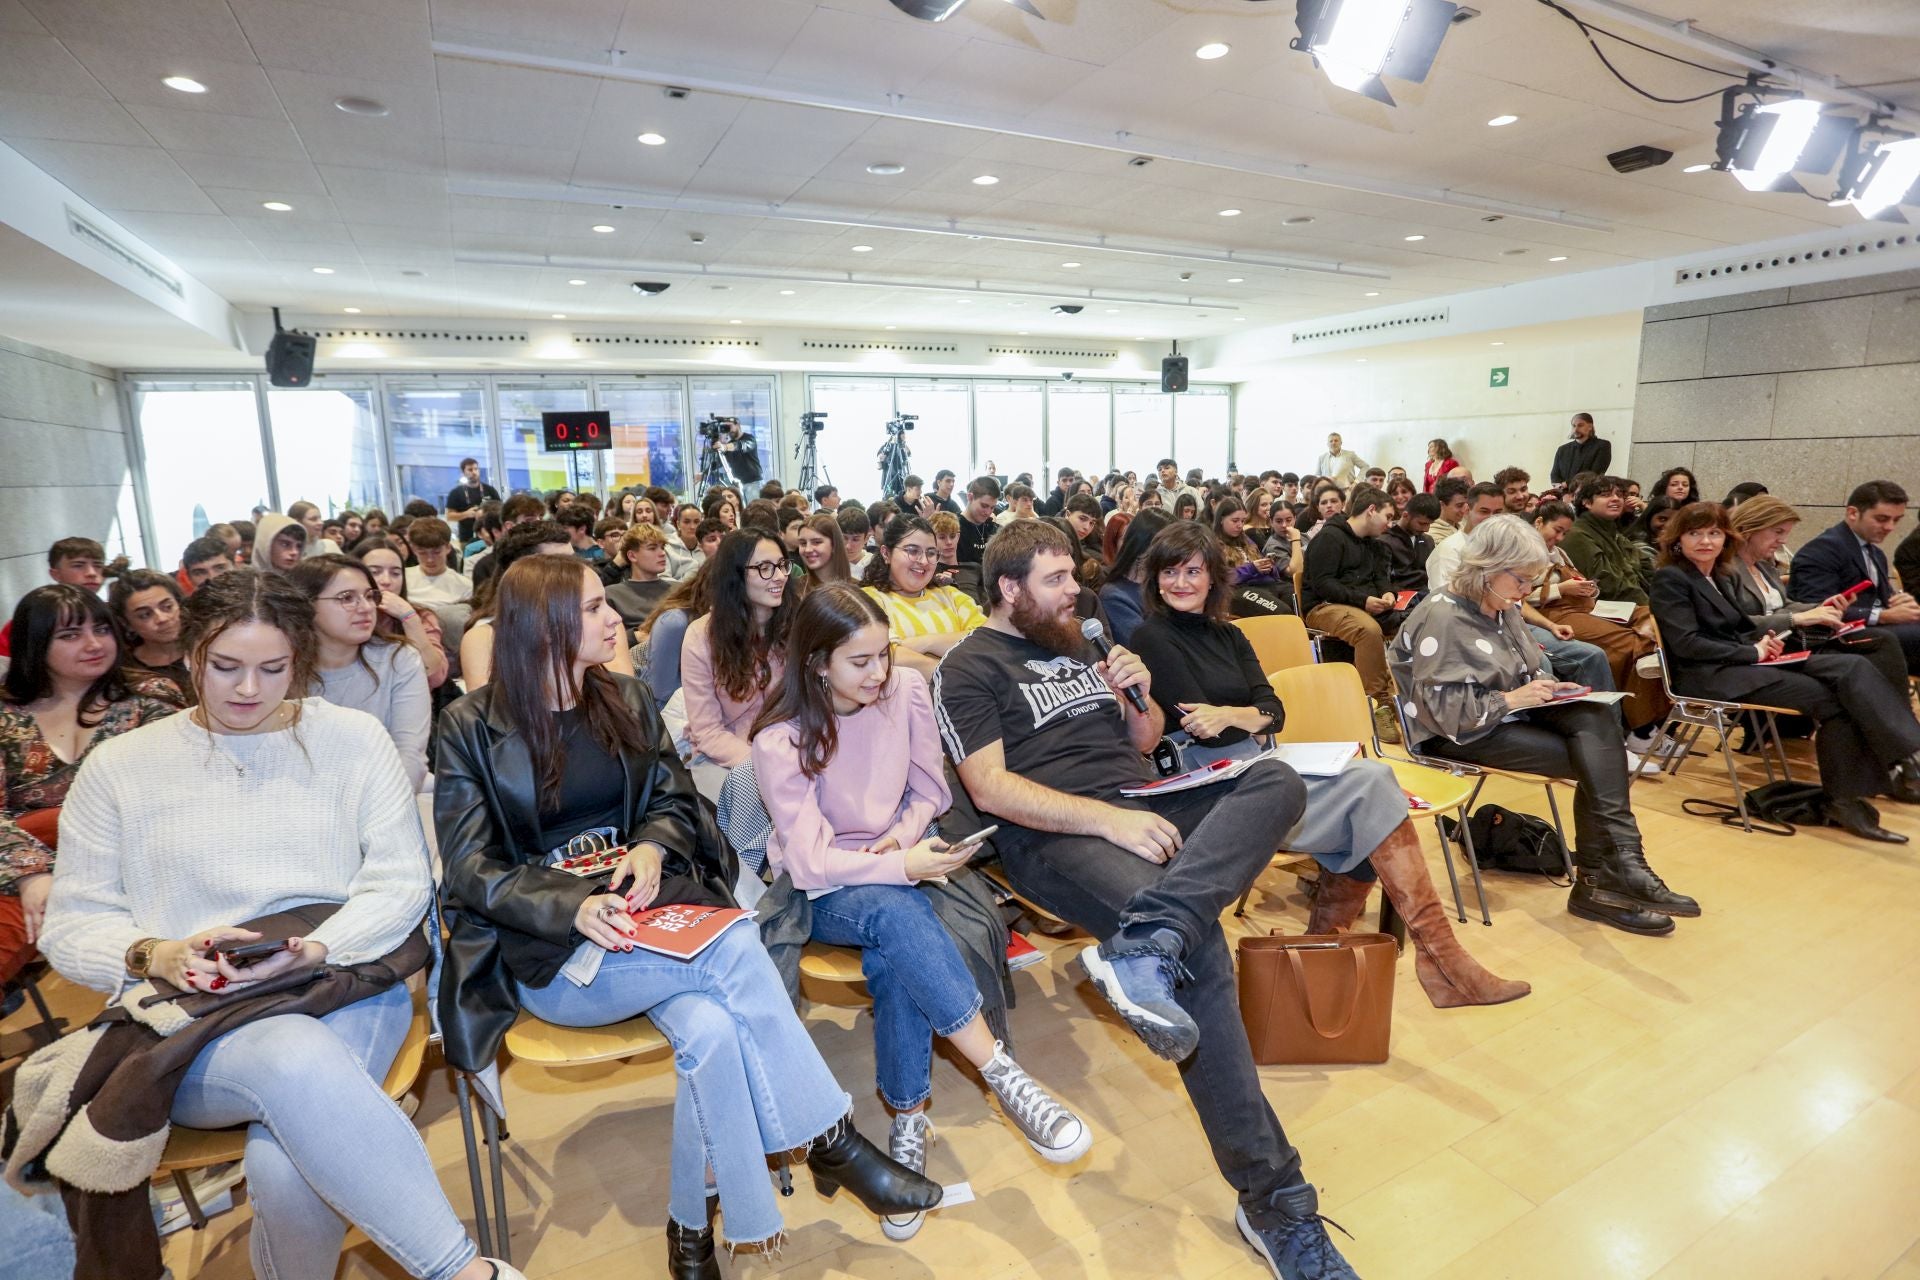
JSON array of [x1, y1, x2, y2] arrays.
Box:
[[1648, 503, 1920, 844], [434, 556, 937, 1279]]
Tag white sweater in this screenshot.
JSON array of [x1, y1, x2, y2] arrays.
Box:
[[39, 699, 433, 994]]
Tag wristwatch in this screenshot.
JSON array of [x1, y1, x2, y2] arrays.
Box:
[[125, 936, 162, 979]]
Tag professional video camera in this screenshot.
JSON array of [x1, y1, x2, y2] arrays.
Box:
[[885, 413, 917, 434], [698, 413, 739, 443]]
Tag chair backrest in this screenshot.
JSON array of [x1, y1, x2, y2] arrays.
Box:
[[1235, 613, 1316, 674], [1269, 662, 1374, 753], [1644, 614, 1681, 699]]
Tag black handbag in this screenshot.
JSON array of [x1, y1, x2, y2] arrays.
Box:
[[1440, 805, 1569, 881]]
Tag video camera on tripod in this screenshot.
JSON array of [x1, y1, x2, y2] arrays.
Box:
[[885, 414, 917, 435], [799, 410, 828, 435], [698, 413, 739, 443]]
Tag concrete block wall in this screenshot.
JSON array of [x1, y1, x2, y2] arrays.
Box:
[[0, 337, 140, 610], [1632, 268, 1920, 546]]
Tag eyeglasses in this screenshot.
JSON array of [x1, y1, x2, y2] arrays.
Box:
[[894, 545, 939, 562], [744, 560, 787, 582], [320, 589, 382, 610]]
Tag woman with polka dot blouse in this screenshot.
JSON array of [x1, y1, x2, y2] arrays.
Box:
[[1389, 515, 1701, 939]]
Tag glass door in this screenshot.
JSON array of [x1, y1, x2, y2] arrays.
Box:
[[267, 379, 384, 518], [383, 380, 490, 514], [599, 379, 689, 497], [970, 380, 1044, 484], [691, 376, 777, 491], [496, 380, 594, 498], [1046, 381, 1112, 480]]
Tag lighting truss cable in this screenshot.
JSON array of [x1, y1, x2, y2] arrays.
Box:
[[1533, 0, 1758, 105]]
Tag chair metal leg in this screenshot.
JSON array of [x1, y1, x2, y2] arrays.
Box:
[[1432, 815, 1469, 925], [1457, 811, 1492, 926], [1543, 784, 1574, 881], [455, 1074, 493, 1260], [1766, 712, 1793, 782], [482, 1092, 511, 1262], [173, 1169, 208, 1230], [1717, 715, 1755, 833], [23, 979, 61, 1046], [1233, 884, 1254, 918]]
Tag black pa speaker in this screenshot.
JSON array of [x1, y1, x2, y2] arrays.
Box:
[[266, 328, 316, 387], [1161, 355, 1189, 394]]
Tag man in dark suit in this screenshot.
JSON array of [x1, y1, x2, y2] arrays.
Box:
[[1549, 413, 1612, 487], [1788, 480, 1920, 675]]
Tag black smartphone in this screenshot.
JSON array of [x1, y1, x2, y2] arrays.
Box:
[[223, 937, 293, 966]]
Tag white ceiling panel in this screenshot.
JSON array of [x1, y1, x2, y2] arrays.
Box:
[[0, 33, 110, 99], [0, 0, 46, 35], [121, 103, 304, 158], [12, 138, 219, 213], [200, 186, 342, 223], [444, 139, 579, 186], [0, 91, 151, 145], [21, 0, 253, 59], [612, 0, 814, 77], [170, 151, 330, 195], [436, 59, 598, 151], [430, 0, 627, 51], [266, 67, 443, 171], [771, 5, 964, 97], [702, 100, 876, 177], [60, 41, 286, 117], [229, 0, 434, 85]]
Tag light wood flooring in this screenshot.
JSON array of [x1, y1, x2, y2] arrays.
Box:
[[9, 735, 1920, 1280]]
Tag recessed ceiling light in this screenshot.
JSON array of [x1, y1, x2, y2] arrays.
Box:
[[591, 224, 615, 233], [1105, 308, 1120, 314], [552, 313, 567, 319], [885, 325, 897, 330], [972, 174, 1000, 186], [1218, 208, 1242, 217], [636, 132, 666, 146], [1195, 42, 1231, 60], [1227, 276, 1244, 283], [1487, 114, 1519, 127], [1364, 291, 1380, 297], [162, 75, 207, 94], [1549, 255, 1568, 262], [729, 319, 742, 325], [1490, 340, 1505, 346], [1283, 215, 1315, 226], [1017, 330, 1029, 335], [1134, 335, 1147, 341], [1683, 163, 1712, 173], [343, 307, 361, 313], [567, 278, 586, 285], [852, 244, 873, 252], [1061, 261, 1081, 268], [867, 162, 906, 176], [1501, 248, 1528, 256], [311, 266, 334, 274], [333, 96, 388, 117], [1404, 234, 1425, 241], [261, 201, 293, 212], [1354, 358, 1368, 363], [779, 289, 796, 295]]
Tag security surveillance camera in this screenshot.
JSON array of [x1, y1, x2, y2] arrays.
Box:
[[631, 281, 670, 295], [1050, 304, 1083, 315], [1061, 371, 1075, 380], [689, 232, 706, 244]]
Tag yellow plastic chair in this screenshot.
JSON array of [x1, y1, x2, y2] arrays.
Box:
[[1232, 663, 1487, 925], [155, 989, 433, 1231], [1232, 614, 1317, 675]]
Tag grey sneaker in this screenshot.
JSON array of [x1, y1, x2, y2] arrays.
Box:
[[980, 1044, 1092, 1164], [879, 1112, 932, 1242]]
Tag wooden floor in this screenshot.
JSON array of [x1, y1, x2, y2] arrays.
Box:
[[11, 736, 1920, 1280]]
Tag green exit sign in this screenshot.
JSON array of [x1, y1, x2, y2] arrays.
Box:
[[1489, 366, 1510, 388]]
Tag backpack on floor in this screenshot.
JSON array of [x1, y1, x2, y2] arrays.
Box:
[[1683, 779, 1828, 837], [1441, 805, 1569, 881]]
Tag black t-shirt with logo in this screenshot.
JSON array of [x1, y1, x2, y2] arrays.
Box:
[[445, 481, 500, 543], [932, 626, 1152, 803]]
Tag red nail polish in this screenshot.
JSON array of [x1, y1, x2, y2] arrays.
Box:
[[210, 976, 228, 990]]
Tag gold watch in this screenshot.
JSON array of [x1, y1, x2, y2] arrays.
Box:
[[125, 936, 162, 979]]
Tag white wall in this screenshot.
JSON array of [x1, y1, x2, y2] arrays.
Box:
[[1231, 314, 1643, 485]]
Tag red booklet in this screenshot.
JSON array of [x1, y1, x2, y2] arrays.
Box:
[[1757, 650, 1811, 666], [618, 904, 756, 961], [1006, 932, 1045, 972]]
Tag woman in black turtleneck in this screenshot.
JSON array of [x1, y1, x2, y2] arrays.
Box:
[[1125, 521, 1526, 1009]]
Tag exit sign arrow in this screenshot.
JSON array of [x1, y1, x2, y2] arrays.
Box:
[[1489, 366, 1510, 388]]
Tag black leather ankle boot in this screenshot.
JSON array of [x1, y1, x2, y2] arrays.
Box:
[[805, 1113, 943, 1217], [1831, 797, 1909, 843], [1586, 847, 1700, 917], [665, 1194, 719, 1280]]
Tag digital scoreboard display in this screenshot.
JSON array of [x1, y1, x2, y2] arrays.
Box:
[[541, 410, 611, 451]]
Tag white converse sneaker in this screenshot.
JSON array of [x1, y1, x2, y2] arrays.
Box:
[[980, 1043, 1092, 1164], [880, 1112, 933, 1242]]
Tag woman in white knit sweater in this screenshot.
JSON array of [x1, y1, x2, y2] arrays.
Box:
[[39, 570, 521, 1280]]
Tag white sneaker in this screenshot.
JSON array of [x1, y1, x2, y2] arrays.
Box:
[[880, 1112, 933, 1241], [481, 1261, 529, 1279], [1635, 654, 1662, 679]]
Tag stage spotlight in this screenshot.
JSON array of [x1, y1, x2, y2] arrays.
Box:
[[1716, 96, 1850, 193], [1848, 137, 1920, 220], [1290, 0, 1460, 106]]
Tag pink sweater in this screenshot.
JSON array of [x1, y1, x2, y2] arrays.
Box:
[[751, 668, 952, 892], [681, 614, 785, 767]]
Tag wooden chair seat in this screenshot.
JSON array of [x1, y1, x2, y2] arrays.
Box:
[[798, 942, 868, 985], [502, 1008, 672, 1068]]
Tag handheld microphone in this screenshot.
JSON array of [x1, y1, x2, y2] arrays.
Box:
[[1081, 617, 1149, 715]]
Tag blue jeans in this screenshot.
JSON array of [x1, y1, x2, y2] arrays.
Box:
[[808, 884, 984, 1110], [517, 923, 850, 1245], [170, 983, 476, 1280], [1530, 625, 1614, 694]]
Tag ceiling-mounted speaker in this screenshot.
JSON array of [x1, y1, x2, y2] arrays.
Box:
[[265, 308, 314, 387], [1161, 355, 1189, 394]]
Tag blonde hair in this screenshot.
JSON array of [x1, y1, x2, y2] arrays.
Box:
[[929, 512, 960, 537], [1448, 514, 1548, 600], [1725, 494, 1801, 539], [617, 522, 669, 566]]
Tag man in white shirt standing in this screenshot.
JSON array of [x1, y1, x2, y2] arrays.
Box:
[[1315, 433, 1367, 488]]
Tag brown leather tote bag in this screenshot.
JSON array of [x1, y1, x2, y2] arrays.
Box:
[[1237, 931, 1396, 1066]]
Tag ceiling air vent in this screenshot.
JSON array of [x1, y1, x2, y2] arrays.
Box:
[[66, 208, 184, 299], [1291, 308, 1450, 345], [312, 328, 528, 342], [985, 346, 1120, 359], [1673, 229, 1919, 285], [801, 340, 959, 353], [572, 335, 762, 347]]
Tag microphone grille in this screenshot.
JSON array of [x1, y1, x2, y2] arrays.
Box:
[[1079, 617, 1104, 641]]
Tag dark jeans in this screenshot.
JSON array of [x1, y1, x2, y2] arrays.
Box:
[[1681, 652, 1920, 799], [1867, 620, 1920, 677], [993, 759, 1310, 1207], [1423, 700, 1641, 860]]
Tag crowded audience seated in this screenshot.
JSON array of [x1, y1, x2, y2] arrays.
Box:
[[1648, 503, 1920, 843], [107, 569, 191, 703], [1381, 493, 1437, 594]]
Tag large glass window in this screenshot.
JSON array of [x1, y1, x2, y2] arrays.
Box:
[[1113, 386, 1174, 480], [692, 377, 776, 490], [807, 377, 895, 502], [600, 380, 688, 498], [1175, 387, 1232, 480], [893, 379, 971, 492], [131, 379, 271, 567], [971, 381, 1044, 484], [497, 380, 592, 498], [268, 381, 383, 519], [384, 381, 489, 513], [1046, 382, 1111, 480]]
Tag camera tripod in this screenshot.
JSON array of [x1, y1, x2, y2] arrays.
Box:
[[877, 414, 915, 499], [795, 411, 828, 493]]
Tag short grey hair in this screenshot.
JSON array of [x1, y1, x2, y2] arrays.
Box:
[[1448, 513, 1549, 601]]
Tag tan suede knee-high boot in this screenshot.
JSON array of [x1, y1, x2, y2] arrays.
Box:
[[1369, 821, 1531, 1008], [1305, 869, 1376, 935]]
